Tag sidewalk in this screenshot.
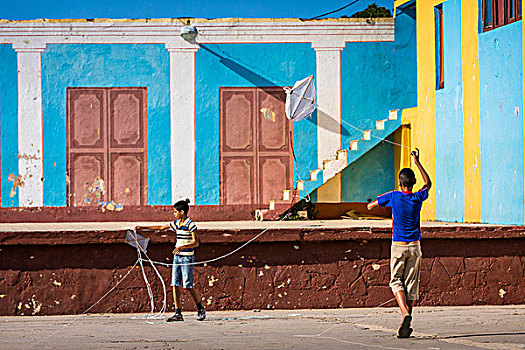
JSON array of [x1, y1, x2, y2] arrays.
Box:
[[1, 306, 524, 349]]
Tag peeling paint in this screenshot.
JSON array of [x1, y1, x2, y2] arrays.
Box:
[[498, 288, 506, 298], [8, 174, 24, 197], [17, 153, 41, 160], [53, 280, 62, 286], [208, 275, 218, 287], [372, 263, 381, 270]]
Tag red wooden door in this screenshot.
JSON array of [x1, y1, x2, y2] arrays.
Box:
[[67, 88, 148, 207], [219, 87, 292, 205]]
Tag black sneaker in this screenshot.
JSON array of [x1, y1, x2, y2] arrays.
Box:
[[397, 315, 412, 338], [197, 308, 206, 321], [167, 313, 184, 322]]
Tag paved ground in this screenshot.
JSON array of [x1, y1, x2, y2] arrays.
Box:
[[1, 306, 524, 350]]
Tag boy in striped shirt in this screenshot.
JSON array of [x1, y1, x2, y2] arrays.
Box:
[[136, 199, 205, 322]]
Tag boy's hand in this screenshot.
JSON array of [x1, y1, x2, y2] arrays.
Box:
[[135, 225, 141, 231], [411, 148, 420, 162], [172, 247, 181, 255]]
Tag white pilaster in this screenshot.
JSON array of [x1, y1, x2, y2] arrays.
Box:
[[15, 47, 45, 207], [313, 43, 344, 168], [167, 46, 199, 204]]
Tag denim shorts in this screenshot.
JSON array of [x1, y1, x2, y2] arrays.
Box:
[[171, 255, 194, 288]]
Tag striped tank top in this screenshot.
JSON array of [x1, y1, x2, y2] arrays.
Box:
[[169, 218, 197, 256]]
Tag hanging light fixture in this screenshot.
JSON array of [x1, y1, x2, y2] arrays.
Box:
[[181, 20, 198, 42]]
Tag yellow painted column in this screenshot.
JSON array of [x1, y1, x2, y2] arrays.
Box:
[[317, 173, 341, 203], [461, 0, 481, 222], [415, 2, 437, 220]]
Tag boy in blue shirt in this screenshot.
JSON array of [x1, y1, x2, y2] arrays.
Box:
[[136, 199, 205, 322], [367, 148, 432, 338]]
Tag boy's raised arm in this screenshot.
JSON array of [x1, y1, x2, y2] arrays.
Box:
[[411, 148, 432, 191]]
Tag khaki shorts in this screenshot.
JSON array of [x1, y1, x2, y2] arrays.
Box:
[[390, 242, 422, 301]]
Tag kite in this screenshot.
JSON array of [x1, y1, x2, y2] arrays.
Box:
[[284, 75, 317, 122], [126, 229, 150, 253]]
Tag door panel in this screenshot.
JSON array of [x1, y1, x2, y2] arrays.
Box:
[[110, 153, 144, 206], [222, 157, 255, 205], [223, 91, 255, 152], [259, 156, 290, 205], [109, 89, 146, 148], [258, 90, 289, 151], [69, 153, 105, 206], [69, 89, 106, 149]]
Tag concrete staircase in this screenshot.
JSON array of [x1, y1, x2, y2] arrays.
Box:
[[254, 109, 401, 220]]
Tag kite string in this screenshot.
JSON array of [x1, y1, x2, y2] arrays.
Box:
[[137, 212, 292, 267], [129, 230, 167, 323]]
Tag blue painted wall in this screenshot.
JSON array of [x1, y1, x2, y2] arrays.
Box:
[[195, 43, 317, 205], [42, 44, 171, 206], [479, 21, 524, 224], [341, 11, 417, 150], [435, 0, 465, 222], [340, 135, 395, 202], [0, 44, 18, 207]]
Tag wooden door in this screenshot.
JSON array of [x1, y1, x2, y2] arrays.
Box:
[[219, 87, 292, 205], [67, 88, 148, 207]]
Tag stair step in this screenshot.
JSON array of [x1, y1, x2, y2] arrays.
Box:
[[297, 180, 304, 191], [336, 149, 348, 160], [376, 119, 386, 130], [282, 189, 300, 201], [350, 140, 358, 151], [310, 169, 321, 181], [362, 130, 371, 141], [389, 109, 398, 120]]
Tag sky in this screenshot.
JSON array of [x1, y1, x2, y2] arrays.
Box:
[[1, 0, 393, 20]]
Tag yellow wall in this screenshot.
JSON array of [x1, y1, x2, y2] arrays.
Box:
[[394, 108, 416, 190], [461, 0, 481, 222], [414, 1, 438, 220]]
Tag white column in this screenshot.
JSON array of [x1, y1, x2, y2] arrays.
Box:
[[167, 47, 199, 204], [313, 44, 344, 168], [15, 48, 45, 207]]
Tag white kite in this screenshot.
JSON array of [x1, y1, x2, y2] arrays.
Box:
[[284, 75, 317, 121]]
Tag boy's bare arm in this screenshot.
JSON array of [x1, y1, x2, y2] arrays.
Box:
[[367, 199, 379, 210], [135, 224, 170, 231], [172, 231, 199, 255], [411, 148, 432, 190]]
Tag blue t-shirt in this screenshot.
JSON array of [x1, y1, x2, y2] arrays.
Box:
[[377, 188, 429, 242]]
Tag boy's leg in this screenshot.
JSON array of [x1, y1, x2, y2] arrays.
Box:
[[186, 287, 200, 304], [394, 290, 411, 317], [168, 256, 184, 322], [173, 286, 182, 309], [406, 300, 414, 315]]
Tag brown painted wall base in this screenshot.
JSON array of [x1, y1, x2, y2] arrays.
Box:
[[1, 226, 524, 315]]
